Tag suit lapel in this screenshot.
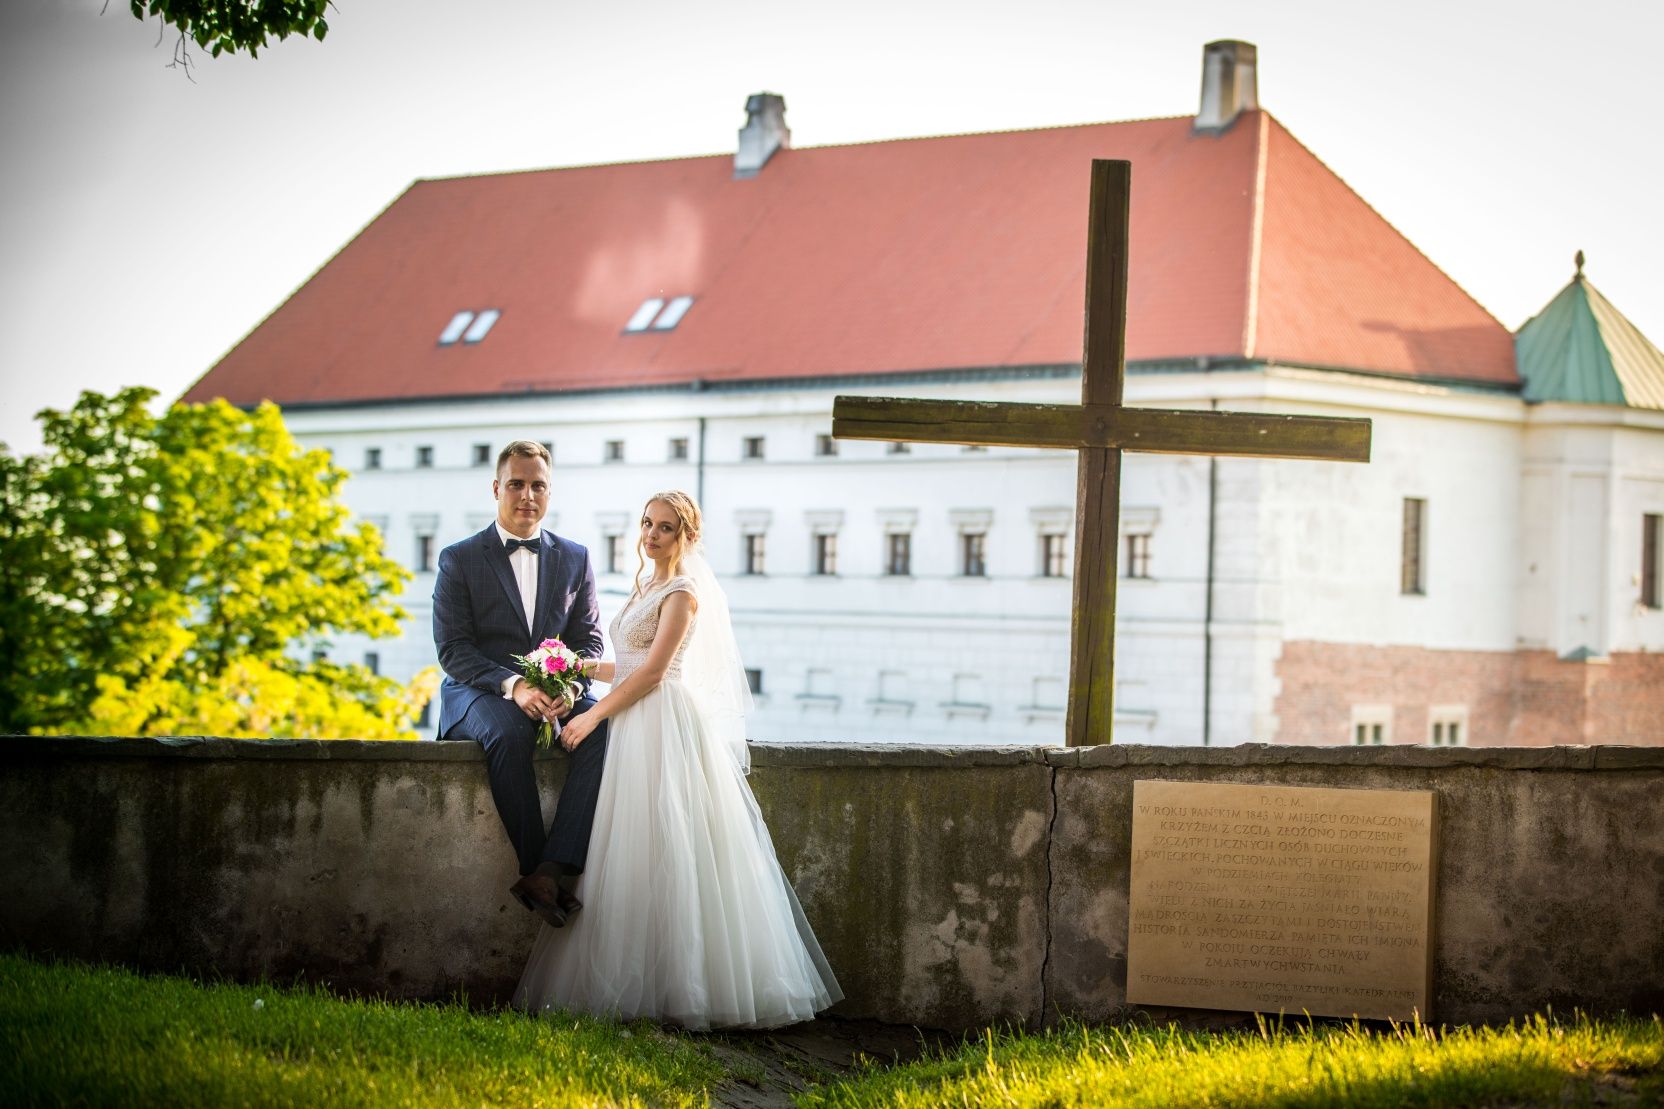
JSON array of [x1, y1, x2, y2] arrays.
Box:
[[532, 531, 563, 638], [481, 527, 530, 633]]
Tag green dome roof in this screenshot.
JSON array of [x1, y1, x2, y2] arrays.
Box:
[[1516, 260, 1664, 410]]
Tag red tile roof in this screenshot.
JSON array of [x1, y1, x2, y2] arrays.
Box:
[[182, 111, 1517, 408]]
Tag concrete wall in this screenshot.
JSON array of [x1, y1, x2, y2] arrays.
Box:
[[2, 737, 1659, 1030]]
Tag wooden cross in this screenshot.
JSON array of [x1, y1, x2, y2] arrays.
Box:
[[832, 161, 1373, 747]]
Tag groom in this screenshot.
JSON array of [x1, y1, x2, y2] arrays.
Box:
[[432, 440, 608, 928]]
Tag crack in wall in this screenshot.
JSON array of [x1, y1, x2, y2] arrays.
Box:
[[1037, 761, 1059, 1027]]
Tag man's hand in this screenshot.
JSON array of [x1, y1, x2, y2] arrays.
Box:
[[512, 680, 559, 722], [550, 688, 577, 720]]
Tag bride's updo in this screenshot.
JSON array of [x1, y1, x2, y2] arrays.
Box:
[[633, 490, 703, 595]]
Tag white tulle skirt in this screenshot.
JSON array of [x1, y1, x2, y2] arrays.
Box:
[[512, 678, 842, 1030]]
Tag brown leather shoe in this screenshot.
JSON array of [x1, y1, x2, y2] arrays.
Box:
[[533, 863, 583, 920], [509, 873, 567, 928]]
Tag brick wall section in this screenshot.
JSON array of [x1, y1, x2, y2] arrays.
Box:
[[1275, 643, 1664, 746]]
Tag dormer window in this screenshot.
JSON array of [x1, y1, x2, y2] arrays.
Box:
[[623, 295, 697, 333], [438, 308, 502, 346], [438, 312, 473, 345], [462, 309, 500, 343], [653, 296, 695, 330]]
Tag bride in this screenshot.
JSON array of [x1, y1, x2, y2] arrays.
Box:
[[512, 490, 842, 1029]]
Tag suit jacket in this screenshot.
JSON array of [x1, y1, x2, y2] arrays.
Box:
[[432, 524, 604, 740]]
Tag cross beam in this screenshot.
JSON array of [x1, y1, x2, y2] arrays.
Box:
[[831, 160, 1373, 747], [833, 397, 1371, 461]]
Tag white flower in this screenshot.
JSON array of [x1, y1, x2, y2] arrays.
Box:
[[253, 998, 264, 1010]]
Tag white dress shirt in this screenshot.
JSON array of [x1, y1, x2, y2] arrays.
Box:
[[495, 522, 539, 698]]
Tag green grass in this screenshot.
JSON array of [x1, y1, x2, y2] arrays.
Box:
[[4, 954, 1661, 1108], [804, 1014, 1664, 1108], [0, 954, 728, 1107]]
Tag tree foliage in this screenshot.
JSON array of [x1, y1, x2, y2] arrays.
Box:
[[126, 0, 330, 59], [0, 388, 433, 739]]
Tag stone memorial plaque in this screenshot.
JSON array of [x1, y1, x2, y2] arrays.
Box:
[[1126, 780, 1436, 1021]]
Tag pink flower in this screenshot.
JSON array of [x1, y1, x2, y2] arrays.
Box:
[[542, 655, 560, 674], [540, 638, 561, 650], [552, 656, 569, 672]]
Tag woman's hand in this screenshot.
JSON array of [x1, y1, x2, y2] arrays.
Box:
[[560, 709, 600, 751]]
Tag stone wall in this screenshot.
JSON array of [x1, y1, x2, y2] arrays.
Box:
[[2, 737, 1659, 1030]]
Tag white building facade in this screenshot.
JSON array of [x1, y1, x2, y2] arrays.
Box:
[[285, 355, 1664, 747]]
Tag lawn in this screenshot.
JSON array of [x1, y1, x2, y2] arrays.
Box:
[[806, 1014, 1664, 1108], [3, 954, 1660, 1107], [0, 954, 726, 1107]]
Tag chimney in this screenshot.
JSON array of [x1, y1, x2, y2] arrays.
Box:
[[735, 92, 790, 178], [1195, 40, 1258, 132]]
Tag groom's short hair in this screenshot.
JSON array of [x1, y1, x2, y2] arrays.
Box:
[[496, 440, 551, 476]]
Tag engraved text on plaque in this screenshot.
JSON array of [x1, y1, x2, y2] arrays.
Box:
[[1126, 780, 1437, 1020]]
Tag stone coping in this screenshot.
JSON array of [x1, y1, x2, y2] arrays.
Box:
[[2, 735, 1659, 770]]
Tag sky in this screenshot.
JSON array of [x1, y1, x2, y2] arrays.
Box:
[[2, 0, 1660, 453]]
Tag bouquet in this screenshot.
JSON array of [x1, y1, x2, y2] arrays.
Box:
[[510, 638, 587, 749]]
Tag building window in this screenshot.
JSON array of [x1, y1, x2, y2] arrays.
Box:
[[745, 668, 763, 695], [1350, 705, 1392, 746], [1041, 533, 1069, 578], [1643, 513, 1662, 609], [942, 672, 992, 719], [887, 441, 911, 455], [743, 533, 767, 576], [668, 437, 689, 462], [623, 298, 664, 332], [364, 652, 380, 676], [462, 309, 500, 343], [813, 533, 838, 576], [653, 295, 695, 330], [1124, 532, 1151, 579], [885, 532, 911, 576], [438, 308, 501, 345], [604, 440, 625, 463], [1402, 497, 1427, 595], [868, 669, 913, 714], [541, 441, 554, 461], [623, 295, 696, 333], [743, 436, 765, 461], [961, 532, 987, 577], [1429, 707, 1468, 747], [438, 311, 473, 345], [415, 534, 435, 573], [364, 447, 382, 470], [472, 443, 491, 467], [796, 667, 840, 709], [603, 534, 623, 575], [415, 445, 434, 469], [815, 434, 838, 457]]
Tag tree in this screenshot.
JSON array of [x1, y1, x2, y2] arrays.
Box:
[[123, 0, 330, 61], [0, 387, 434, 740]]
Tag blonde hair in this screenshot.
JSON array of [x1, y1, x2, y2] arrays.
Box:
[[631, 490, 703, 601]]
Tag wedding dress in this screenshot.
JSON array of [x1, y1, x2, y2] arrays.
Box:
[[512, 567, 842, 1030]]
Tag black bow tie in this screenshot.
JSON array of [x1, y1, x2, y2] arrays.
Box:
[[505, 537, 539, 555]]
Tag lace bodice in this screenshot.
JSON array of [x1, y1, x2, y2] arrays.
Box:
[[609, 575, 697, 684]]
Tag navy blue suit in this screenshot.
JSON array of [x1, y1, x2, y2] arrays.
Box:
[[433, 524, 609, 877]]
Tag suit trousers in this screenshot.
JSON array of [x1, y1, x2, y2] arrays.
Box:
[[448, 693, 610, 877]]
